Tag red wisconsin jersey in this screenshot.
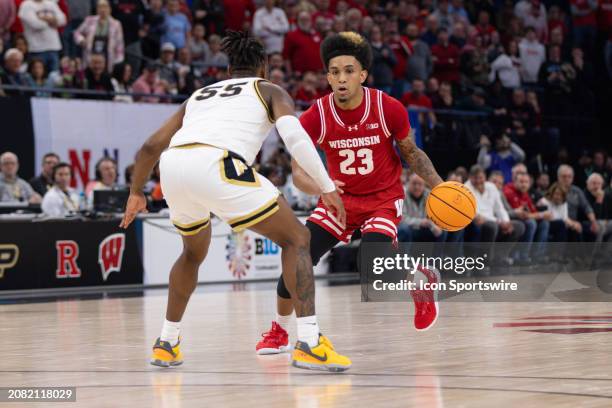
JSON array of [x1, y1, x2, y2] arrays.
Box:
[[300, 87, 410, 198]]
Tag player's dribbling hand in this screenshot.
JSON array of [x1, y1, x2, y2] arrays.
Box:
[[321, 190, 346, 229], [120, 192, 148, 229]]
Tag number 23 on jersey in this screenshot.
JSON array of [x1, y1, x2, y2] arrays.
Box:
[[338, 148, 374, 175]]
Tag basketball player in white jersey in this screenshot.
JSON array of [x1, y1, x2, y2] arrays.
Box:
[[120, 31, 352, 372]]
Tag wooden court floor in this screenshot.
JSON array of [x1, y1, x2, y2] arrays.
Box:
[[2, 280, 612, 407]]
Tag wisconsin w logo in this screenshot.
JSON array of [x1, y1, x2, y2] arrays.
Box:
[[98, 233, 125, 281]]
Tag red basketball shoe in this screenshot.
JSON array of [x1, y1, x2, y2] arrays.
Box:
[[256, 322, 290, 355], [410, 266, 441, 331]]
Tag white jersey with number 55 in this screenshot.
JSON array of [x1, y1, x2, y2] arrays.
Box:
[[169, 77, 275, 165]]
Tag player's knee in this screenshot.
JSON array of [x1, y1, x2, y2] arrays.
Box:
[[182, 246, 207, 265], [281, 224, 311, 250]]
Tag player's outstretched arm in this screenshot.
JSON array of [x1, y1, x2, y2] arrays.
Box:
[[397, 134, 443, 188], [120, 103, 186, 229], [290, 158, 321, 195]]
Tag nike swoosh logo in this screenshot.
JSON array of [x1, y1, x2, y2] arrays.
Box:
[[309, 351, 328, 362]]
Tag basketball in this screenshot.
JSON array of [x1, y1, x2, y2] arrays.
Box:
[[426, 181, 477, 232]]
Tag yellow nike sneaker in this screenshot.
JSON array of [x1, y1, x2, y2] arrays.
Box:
[[150, 338, 183, 367], [291, 335, 351, 372]]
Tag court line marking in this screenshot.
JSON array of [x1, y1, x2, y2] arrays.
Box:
[[25, 383, 612, 400], [2, 370, 612, 382]]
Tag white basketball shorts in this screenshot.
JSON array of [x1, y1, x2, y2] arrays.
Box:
[[159, 144, 280, 236]]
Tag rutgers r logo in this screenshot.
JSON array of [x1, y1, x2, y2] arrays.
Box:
[[347, 125, 358, 131], [56, 240, 82, 278], [99, 233, 125, 281], [0, 244, 19, 279]]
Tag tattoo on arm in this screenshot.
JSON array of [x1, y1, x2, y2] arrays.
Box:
[[295, 246, 315, 317], [397, 135, 443, 188]]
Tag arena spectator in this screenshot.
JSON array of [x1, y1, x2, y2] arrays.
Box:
[[431, 28, 460, 85], [401, 78, 436, 127], [519, 27, 546, 84], [110, 0, 146, 75], [162, 0, 190, 50], [538, 182, 573, 241], [157, 42, 179, 91], [531, 172, 550, 203], [475, 10, 496, 47], [85, 156, 118, 205], [111, 61, 132, 102], [538, 45, 575, 115], [283, 11, 323, 76], [132, 62, 168, 103], [41, 162, 80, 216], [432, 0, 453, 31], [293, 70, 320, 108], [584, 172, 612, 241], [398, 173, 447, 243], [449, 0, 469, 23], [0, 151, 41, 203], [18, 0, 66, 72], [464, 165, 524, 265], [252, 0, 288, 55], [141, 0, 165, 61], [369, 24, 396, 94], [503, 171, 551, 263], [204, 34, 228, 69], [589, 150, 611, 185], [29, 152, 59, 196], [28, 58, 51, 95], [517, 0, 548, 42], [46, 56, 85, 94], [420, 15, 438, 47], [192, 0, 224, 35], [459, 33, 489, 88], [222, 0, 254, 32], [83, 53, 113, 99], [0, 48, 34, 95], [62, 0, 92, 58], [74, 0, 124, 72], [405, 23, 433, 82], [13, 34, 30, 70], [269, 67, 286, 88], [1, 0, 16, 42], [188, 23, 209, 64], [489, 40, 521, 89], [557, 164, 598, 240], [570, 0, 598, 55], [477, 134, 525, 183]]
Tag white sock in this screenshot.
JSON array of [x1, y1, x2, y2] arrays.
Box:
[[297, 315, 319, 348], [276, 313, 292, 330], [160, 319, 181, 346]]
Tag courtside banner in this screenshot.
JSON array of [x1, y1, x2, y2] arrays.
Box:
[[0, 219, 143, 291], [359, 242, 612, 302], [31, 98, 177, 188], [142, 215, 329, 284]]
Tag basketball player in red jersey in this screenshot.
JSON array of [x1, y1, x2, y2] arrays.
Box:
[[256, 32, 444, 355]]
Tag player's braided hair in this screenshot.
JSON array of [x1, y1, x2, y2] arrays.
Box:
[[320, 31, 372, 70], [221, 30, 266, 73]]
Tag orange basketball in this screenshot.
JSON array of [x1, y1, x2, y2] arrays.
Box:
[[426, 181, 477, 232]]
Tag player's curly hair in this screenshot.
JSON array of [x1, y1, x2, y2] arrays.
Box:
[[221, 30, 266, 73], [320, 31, 372, 70]]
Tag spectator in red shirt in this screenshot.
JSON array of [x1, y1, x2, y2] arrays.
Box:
[[223, 0, 254, 32], [282, 11, 323, 77], [571, 0, 598, 55], [401, 78, 437, 127], [431, 28, 460, 85], [476, 10, 496, 47], [293, 71, 320, 109], [504, 171, 551, 263]]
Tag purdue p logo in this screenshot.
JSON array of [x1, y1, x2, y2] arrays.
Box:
[[0, 244, 19, 279]]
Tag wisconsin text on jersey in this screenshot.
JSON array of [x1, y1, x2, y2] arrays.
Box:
[[328, 135, 381, 149]]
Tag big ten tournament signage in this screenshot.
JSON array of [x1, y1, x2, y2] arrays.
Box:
[[0, 219, 143, 291], [142, 215, 329, 285], [31, 98, 178, 189]]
